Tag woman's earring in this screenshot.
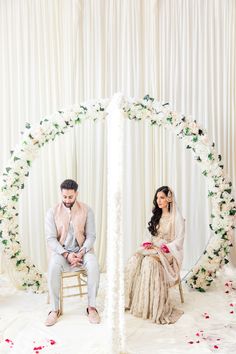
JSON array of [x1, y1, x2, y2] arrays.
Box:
[[167, 191, 172, 203]]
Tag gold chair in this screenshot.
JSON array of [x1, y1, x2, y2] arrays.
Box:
[[47, 269, 88, 315], [170, 278, 184, 304], [59, 269, 88, 315], [47, 269, 88, 314], [178, 280, 184, 303]]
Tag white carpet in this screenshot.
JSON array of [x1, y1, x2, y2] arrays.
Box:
[[0, 267, 236, 354]]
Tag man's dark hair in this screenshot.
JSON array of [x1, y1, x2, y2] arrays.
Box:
[[60, 179, 78, 192]]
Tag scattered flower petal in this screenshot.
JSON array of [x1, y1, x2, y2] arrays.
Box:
[[49, 339, 56, 345], [33, 346, 44, 351]]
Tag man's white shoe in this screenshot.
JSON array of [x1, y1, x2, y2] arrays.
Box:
[[45, 310, 60, 326], [87, 308, 100, 324]]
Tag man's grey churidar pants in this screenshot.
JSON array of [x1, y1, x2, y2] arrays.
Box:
[[48, 253, 100, 311]]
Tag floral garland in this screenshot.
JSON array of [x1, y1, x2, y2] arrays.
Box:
[[123, 94, 236, 291], [106, 94, 126, 353], [0, 94, 235, 293], [0, 100, 108, 292]]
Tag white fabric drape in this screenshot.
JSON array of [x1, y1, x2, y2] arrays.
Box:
[[0, 0, 235, 274]]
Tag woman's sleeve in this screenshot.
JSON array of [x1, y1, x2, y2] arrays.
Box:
[[166, 214, 185, 267], [142, 227, 152, 243]]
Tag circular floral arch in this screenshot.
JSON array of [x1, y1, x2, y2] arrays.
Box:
[[0, 94, 235, 293]]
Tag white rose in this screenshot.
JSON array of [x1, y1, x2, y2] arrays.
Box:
[[200, 135, 209, 146], [188, 121, 198, 134]]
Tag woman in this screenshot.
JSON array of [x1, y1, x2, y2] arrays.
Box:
[[125, 186, 185, 324]]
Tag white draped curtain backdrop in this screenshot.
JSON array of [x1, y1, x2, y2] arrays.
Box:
[[0, 0, 235, 274]]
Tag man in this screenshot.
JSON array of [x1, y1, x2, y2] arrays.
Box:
[[45, 179, 100, 326]]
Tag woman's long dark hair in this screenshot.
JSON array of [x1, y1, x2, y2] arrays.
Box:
[[147, 186, 171, 236]]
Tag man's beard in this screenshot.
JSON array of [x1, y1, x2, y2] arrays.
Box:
[[63, 201, 75, 209]]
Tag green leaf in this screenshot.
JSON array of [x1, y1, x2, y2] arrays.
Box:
[[143, 94, 154, 102], [208, 153, 214, 160], [192, 136, 198, 142], [16, 259, 26, 267], [25, 122, 31, 129], [2, 239, 8, 246], [10, 250, 20, 259], [12, 195, 19, 202], [215, 228, 225, 235], [35, 280, 40, 288], [184, 127, 191, 135], [13, 156, 20, 162], [221, 234, 228, 240], [196, 287, 206, 292], [224, 188, 232, 194]]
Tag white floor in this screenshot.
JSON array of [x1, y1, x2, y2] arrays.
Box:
[[0, 267, 236, 354]]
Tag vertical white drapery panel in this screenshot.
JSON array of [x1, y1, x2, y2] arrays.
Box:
[[0, 0, 235, 273]]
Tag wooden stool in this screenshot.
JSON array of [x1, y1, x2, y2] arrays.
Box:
[[59, 270, 87, 315]]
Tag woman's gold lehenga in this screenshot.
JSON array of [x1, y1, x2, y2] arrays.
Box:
[[125, 214, 183, 324]]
